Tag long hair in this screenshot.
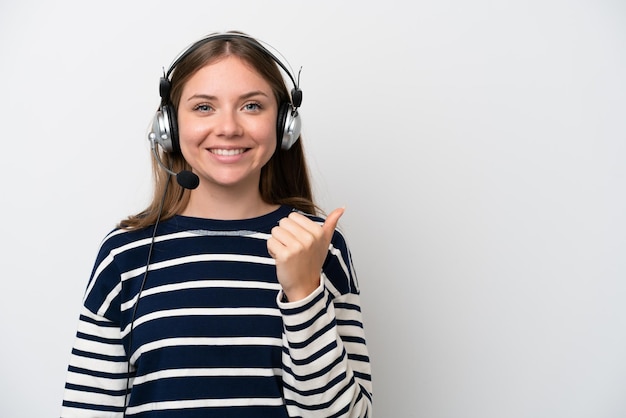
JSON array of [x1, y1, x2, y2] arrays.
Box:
[[119, 33, 317, 230]]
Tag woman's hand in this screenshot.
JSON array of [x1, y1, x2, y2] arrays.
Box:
[[267, 207, 345, 302]]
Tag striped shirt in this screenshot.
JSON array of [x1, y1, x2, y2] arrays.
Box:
[[61, 205, 372, 417]]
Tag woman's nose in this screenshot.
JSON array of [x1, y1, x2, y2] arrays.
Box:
[[214, 109, 243, 137]]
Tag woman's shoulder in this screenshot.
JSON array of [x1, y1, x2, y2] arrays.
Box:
[[95, 224, 155, 256]]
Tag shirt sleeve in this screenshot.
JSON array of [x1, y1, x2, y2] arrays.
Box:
[[61, 233, 129, 417], [61, 307, 129, 417], [277, 228, 373, 417]]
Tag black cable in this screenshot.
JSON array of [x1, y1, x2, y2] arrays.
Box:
[[122, 177, 170, 416]]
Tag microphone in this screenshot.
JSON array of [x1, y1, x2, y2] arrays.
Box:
[[148, 133, 200, 190], [172, 168, 200, 190]]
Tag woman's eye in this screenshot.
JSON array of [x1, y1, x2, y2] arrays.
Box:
[[243, 102, 261, 111], [194, 104, 212, 112]]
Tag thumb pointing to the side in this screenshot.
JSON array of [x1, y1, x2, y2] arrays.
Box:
[[322, 207, 345, 244]]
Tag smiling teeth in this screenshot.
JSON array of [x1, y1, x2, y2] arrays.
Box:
[[212, 149, 245, 156]]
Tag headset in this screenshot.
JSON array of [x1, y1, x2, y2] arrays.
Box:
[[149, 32, 303, 158]]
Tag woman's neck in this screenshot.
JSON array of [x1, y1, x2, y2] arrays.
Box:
[[180, 182, 279, 220]]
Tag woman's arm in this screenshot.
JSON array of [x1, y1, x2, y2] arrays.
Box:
[[278, 282, 373, 417], [274, 213, 373, 417], [61, 306, 128, 417]]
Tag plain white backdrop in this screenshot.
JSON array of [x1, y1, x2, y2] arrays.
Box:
[[1, 0, 625, 417]]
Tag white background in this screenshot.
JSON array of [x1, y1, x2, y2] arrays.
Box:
[[1, 0, 625, 417]]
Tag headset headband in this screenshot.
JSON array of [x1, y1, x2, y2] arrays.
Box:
[[162, 32, 302, 108]]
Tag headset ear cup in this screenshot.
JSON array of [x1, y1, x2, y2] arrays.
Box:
[[276, 102, 288, 148], [150, 103, 180, 154], [277, 102, 301, 150], [164, 103, 180, 153]]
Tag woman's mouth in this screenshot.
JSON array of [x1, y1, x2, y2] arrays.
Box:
[[210, 148, 247, 156]]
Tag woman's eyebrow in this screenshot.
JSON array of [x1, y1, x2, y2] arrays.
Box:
[[187, 90, 270, 102]]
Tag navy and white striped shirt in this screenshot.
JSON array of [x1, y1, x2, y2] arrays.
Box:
[[62, 205, 372, 417]]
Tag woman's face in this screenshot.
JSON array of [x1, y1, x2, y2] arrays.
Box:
[[177, 55, 278, 192]]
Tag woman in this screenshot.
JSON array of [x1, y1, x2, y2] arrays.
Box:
[[61, 31, 372, 417]]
